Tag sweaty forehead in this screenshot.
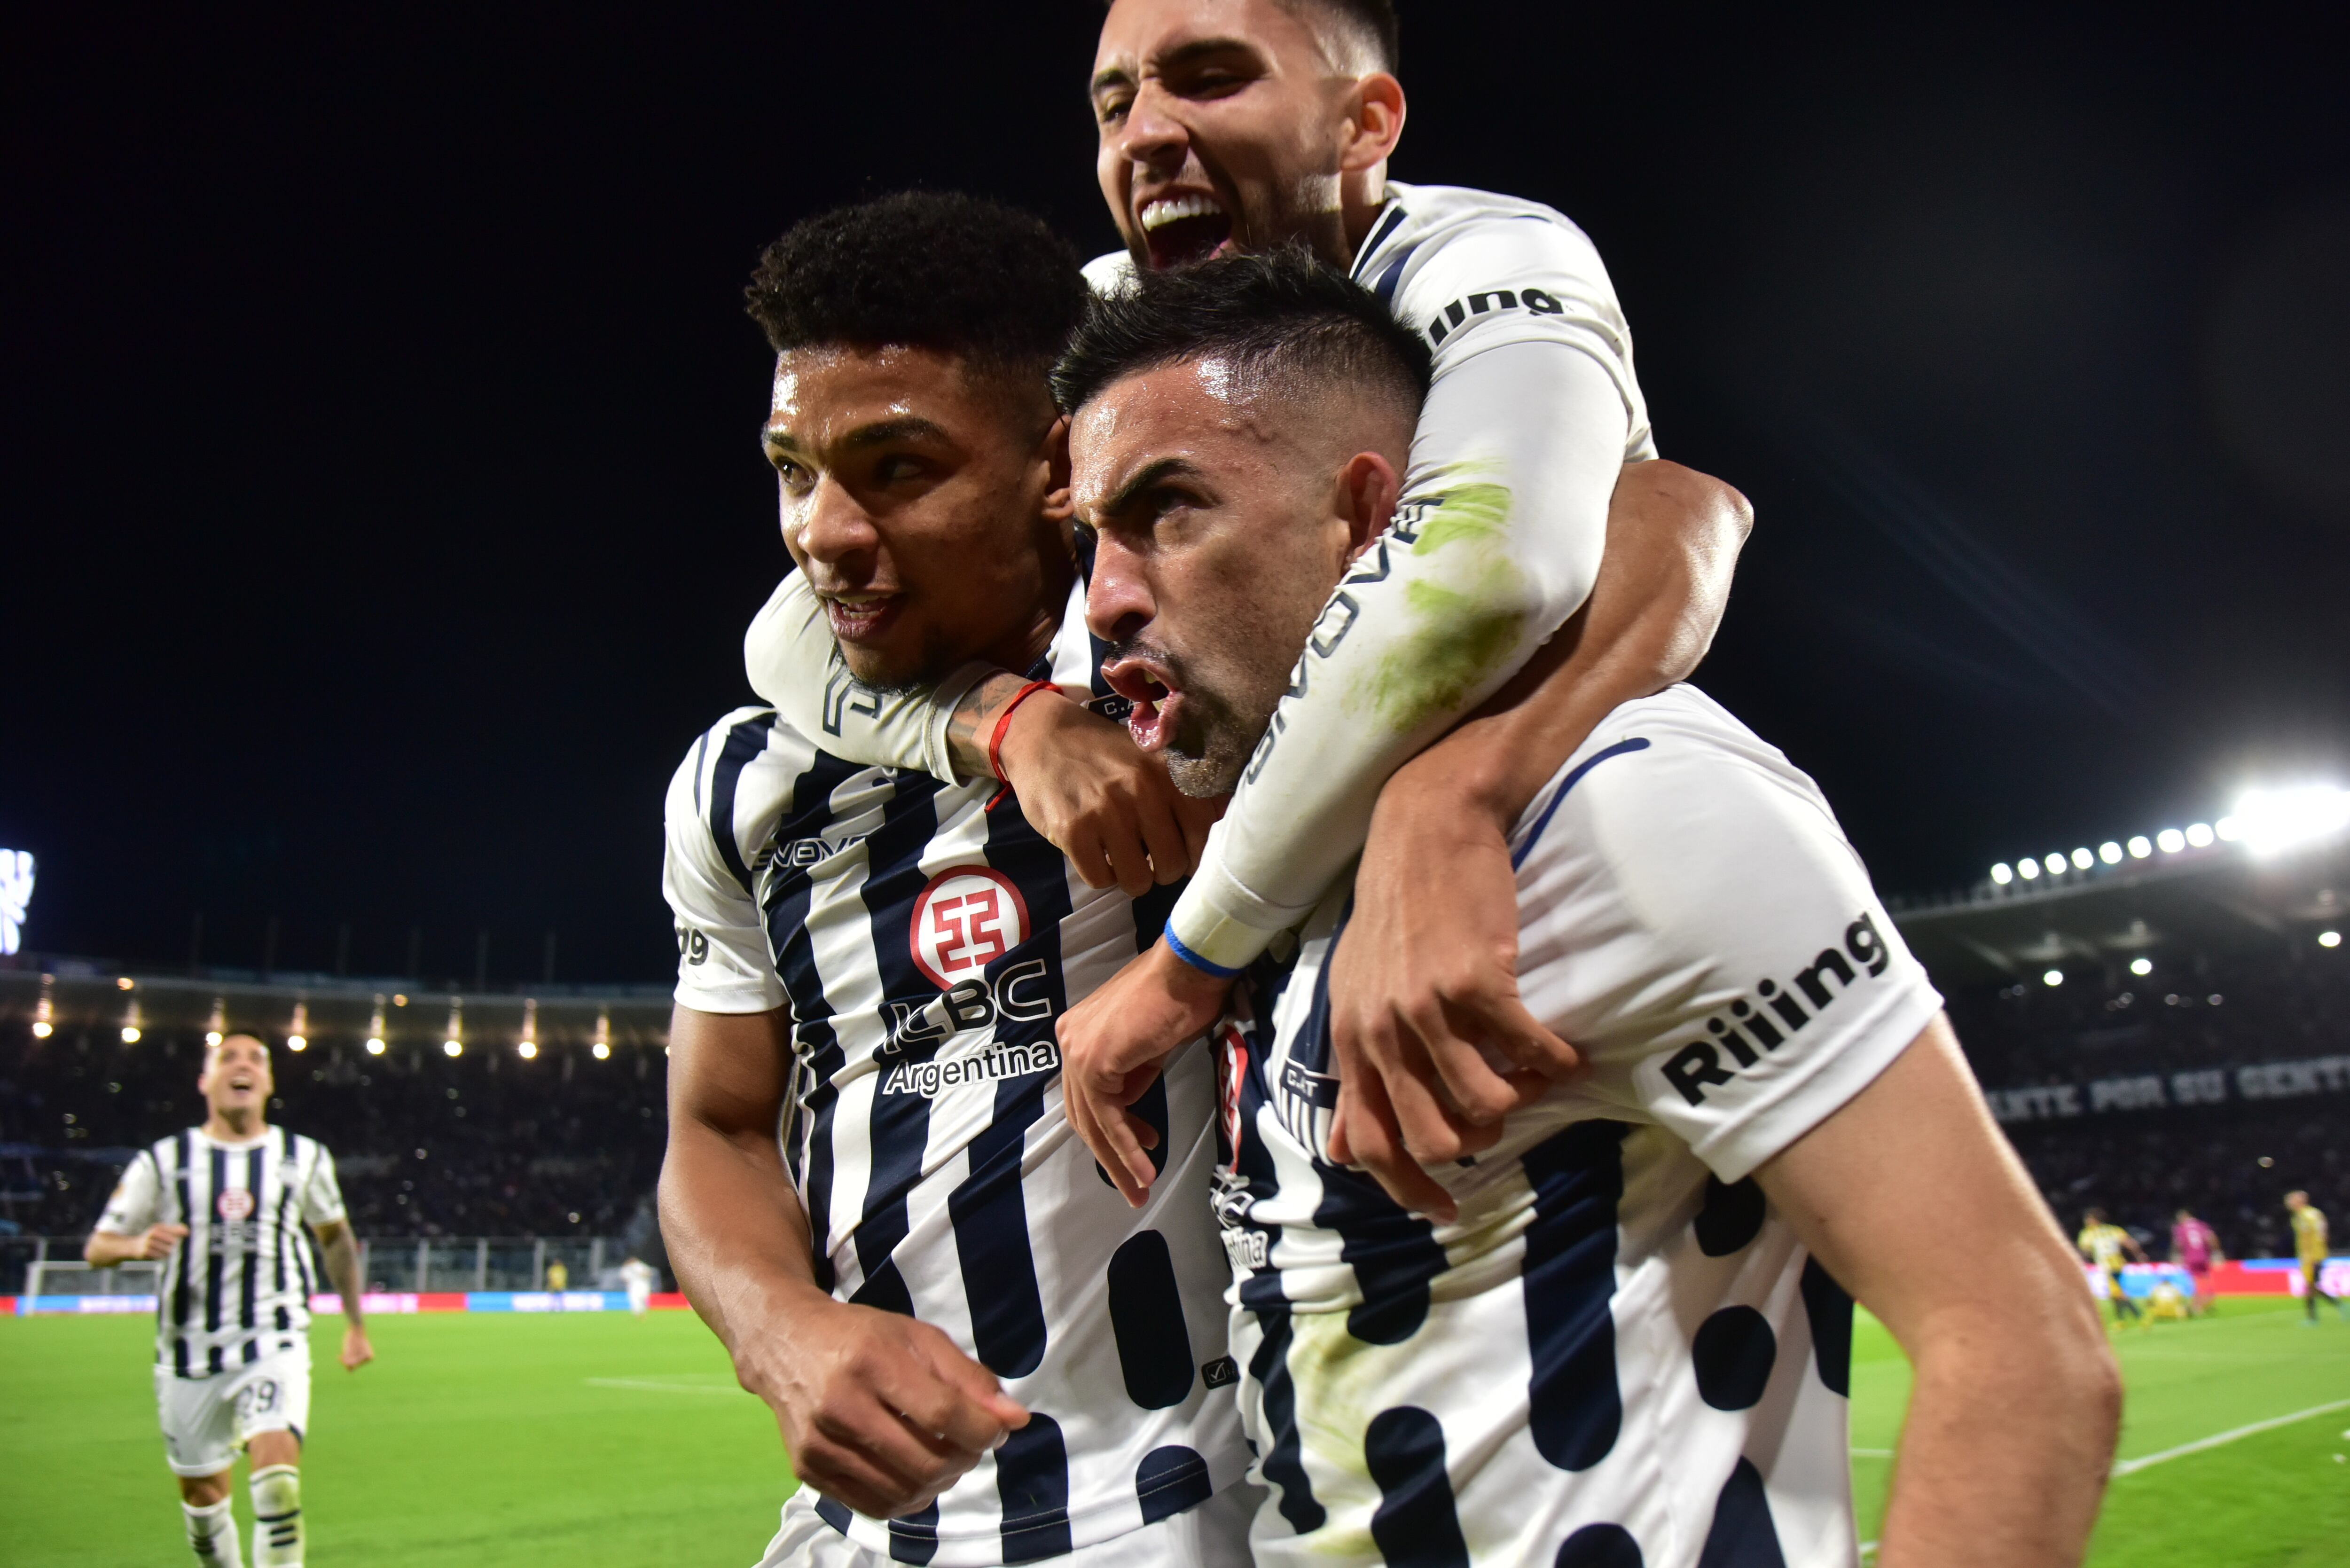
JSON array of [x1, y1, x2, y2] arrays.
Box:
[[1072, 355, 1292, 501], [1094, 0, 1333, 77]]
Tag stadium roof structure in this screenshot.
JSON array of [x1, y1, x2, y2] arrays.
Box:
[[0, 958, 672, 1054], [1890, 835, 2350, 985]]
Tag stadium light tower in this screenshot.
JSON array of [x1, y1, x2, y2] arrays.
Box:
[[443, 1000, 464, 1058], [591, 1008, 611, 1061], [121, 1000, 143, 1043], [366, 993, 388, 1055], [32, 974, 55, 1038], [2231, 784, 2350, 855], [286, 1000, 309, 1052]]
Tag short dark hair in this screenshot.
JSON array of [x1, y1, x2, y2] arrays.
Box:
[[744, 191, 1088, 383], [1050, 247, 1432, 420], [1101, 0, 1399, 72]]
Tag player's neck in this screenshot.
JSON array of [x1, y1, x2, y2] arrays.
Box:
[[202, 1106, 268, 1144], [1338, 164, 1392, 259]]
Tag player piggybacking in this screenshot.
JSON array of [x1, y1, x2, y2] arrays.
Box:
[[86, 1032, 373, 1568]]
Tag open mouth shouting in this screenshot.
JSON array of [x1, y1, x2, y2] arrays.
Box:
[[222, 1069, 258, 1100], [1137, 189, 1236, 269], [1102, 650, 1190, 753]]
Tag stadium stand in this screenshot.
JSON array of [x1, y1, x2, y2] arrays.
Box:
[[1, 817, 2341, 1279]]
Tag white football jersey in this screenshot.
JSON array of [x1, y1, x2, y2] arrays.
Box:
[[666, 577, 1248, 1567], [98, 1125, 345, 1378], [747, 182, 1655, 974], [1214, 686, 1943, 1568]]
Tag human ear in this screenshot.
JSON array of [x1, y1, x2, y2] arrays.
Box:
[[1037, 415, 1075, 521], [1334, 450, 1402, 563], [1339, 72, 1406, 174]]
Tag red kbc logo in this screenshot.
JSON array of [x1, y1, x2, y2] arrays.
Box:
[[910, 868, 1030, 991], [216, 1188, 255, 1222]]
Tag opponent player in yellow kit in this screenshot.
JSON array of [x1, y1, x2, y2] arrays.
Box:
[[2286, 1192, 2342, 1324], [2076, 1209, 2148, 1327]]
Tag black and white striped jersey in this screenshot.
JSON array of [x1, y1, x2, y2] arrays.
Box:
[[97, 1125, 345, 1378], [663, 583, 1247, 1567]]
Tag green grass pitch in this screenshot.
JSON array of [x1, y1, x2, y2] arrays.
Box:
[[2, 1296, 2345, 1565]]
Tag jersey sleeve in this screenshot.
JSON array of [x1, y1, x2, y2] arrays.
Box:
[[94, 1149, 162, 1235], [1164, 224, 1642, 971], [302, 1144, 348, 1228], [741, 571, 992, 785], [663, 723, 790, 1014], [1510, 695, 1945, 1184]]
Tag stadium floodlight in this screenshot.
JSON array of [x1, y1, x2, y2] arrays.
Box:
[[364, 1037, 386, 1056], [2042, 969, 2064, 987], [591, 1007, 612, 1061], [286, 1002, 309, 1052], [2070, 847, 2094, 870], [442, 1039, 462, 1058], [517, 1040, 538, 1059], [518, 997, 540, 1059], [2127, 835, 2153, 859], [2184, 822, 2216, 848], [121, 1027, 141, 1043], [2216, 815, 2242, 841], [2043, 853, 2067, 876], [1991, 862, 2013, 885], [2130, 956, 2153, 976], [2321, 930, 2342, 949], [286, 1035, 307, 1051], [31, 1020, 52, 1038], [2099, 841, 2123, 865], [204, 1030, 223, 1047], [2156, 828, 2186, 854], [2229, 784, 2350, 856], [591, 1042, 611, 1060], [2018, 858, 2041, 880], [116, 976, 133, 991]]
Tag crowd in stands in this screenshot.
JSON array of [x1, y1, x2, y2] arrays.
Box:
[[5, 936, 2342, 1267], [1, 1026, 666, 1241]]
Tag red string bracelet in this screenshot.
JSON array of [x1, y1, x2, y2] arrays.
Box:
[[987, 680, 1063, 784]]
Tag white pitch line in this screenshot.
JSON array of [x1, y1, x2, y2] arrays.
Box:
[[2110, 1397, 2350, 1477], [1850, 1447, 1895, 1458], [585, 1376, 745, 1396]]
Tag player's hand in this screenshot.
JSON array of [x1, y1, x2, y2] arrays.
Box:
[[1324, 766, 1573, 1223], [995, 692, 1221, 897], [742, 1292, 1028, 1521], [1057, 939, 1231, 1205], [340, 1325, 374, 1372], [139, 1222, 190, 1259]]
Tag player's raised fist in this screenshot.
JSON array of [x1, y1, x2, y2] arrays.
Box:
[[138, 1222, 190, 1259]]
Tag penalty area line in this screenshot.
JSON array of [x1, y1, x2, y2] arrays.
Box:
[[2110, 1396, 2350, 1477]]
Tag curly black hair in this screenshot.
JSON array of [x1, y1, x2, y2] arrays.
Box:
[[744, 191, 1089, 382], [1050, 246, 1431, 420]]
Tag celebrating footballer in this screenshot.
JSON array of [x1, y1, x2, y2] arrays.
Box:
[[658, 2, 2123, 1567]]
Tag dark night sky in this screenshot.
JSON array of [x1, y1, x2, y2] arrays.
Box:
[[8, 3, 2347, 983]]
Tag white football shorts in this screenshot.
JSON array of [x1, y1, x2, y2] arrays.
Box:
[[755, 1481, 1258, 1568], [157, 1346, 312, 1477]]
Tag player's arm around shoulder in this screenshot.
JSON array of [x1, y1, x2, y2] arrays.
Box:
[[661, 1003, 1028, 1520], [1756, 1020, 2119, 1567]]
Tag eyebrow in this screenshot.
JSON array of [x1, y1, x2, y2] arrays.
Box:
[[761, 415, 953, 453], [1097, 455, 1203, 520], [1090, 37, 1260, 97]]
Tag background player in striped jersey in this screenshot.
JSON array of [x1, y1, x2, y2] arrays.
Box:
[[86, 1032, 372, 1568], [1050, 253, 2120, 1567], [744, 0, 1732, 1207]]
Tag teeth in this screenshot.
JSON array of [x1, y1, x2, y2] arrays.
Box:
[[1141, 194, 1224, 231]]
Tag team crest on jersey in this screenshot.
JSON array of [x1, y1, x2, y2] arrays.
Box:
[[216, 1188, 255, 1222], [909, 867, 1029, 990]]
